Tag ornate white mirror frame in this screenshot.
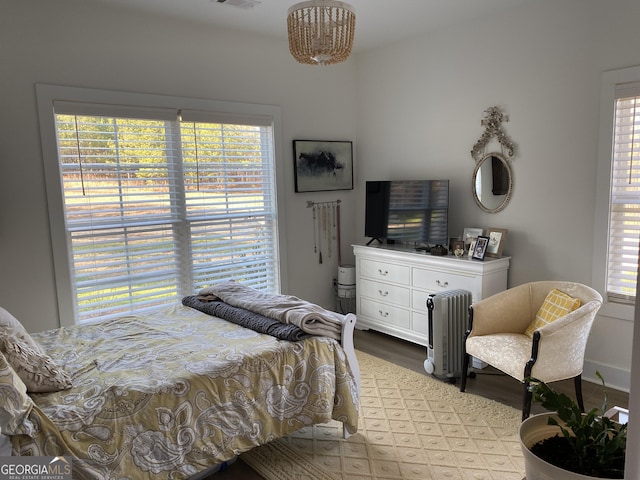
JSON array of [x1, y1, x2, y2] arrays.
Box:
[[471, 106, 516, 213]]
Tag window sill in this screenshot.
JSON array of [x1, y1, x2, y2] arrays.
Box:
[[598, 300, 635, 323]]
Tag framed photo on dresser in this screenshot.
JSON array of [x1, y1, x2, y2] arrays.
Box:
[[472, 235, 490, 261], [463, 227, 483, 251], [486, 228, 508, 257]]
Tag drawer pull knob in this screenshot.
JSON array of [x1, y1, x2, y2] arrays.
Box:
[[436, 280, 449, 287], [378, 290, 389, 297], [378, 310, 389, 317], [378, 269, 389, 276]]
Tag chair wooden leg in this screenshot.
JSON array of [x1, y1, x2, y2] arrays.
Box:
[[521, 331, 540, 420], [522, 380, 532, 421], [574, 374, 585, 413], [460, 306, 474, 393], [460, 352, 470, 392]]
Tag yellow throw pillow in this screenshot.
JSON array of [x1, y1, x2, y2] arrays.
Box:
[[525, 289, 581, 337]]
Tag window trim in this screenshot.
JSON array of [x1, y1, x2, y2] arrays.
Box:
[[36, 84, 288, 327], [593, 65, 640, 322]]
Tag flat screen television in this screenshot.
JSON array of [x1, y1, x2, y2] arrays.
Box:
[[365, 180, 449, 246]]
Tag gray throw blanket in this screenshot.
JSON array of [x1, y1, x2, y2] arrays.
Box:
[[198, 281, 343, 340], [182, 295, 309, 342]]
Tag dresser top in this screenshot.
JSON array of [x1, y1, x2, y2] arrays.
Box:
[[353, 244, 510, 272]]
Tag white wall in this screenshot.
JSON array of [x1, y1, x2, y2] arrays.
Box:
[[1, 0, 639, 395], [0, 0, 358, 332], [354, 0, 640, 391]]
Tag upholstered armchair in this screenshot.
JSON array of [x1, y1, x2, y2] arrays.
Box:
[[459, 281, 603, 420]]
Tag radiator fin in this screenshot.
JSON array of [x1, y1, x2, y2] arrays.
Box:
[[425, 289, 472, 379]]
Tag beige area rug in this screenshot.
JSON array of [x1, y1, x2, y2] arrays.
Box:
[[242, 350, 525, 480]]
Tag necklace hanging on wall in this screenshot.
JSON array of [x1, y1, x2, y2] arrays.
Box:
[[318, 204, 323, 264], [307, 199, 342, 265], [312, 204, 317, 255]]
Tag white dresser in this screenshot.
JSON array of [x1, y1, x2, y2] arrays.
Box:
[[353, 244, 510, 346]]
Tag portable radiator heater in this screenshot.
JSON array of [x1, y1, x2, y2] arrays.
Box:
[[424, 289, 473, 382]]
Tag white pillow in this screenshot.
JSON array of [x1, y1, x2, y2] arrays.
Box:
[[0, 350, 36, 436], [0, 306, 42, 353], [0, 335, 72, 393]]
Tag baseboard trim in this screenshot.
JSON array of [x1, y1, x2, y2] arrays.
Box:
[[583, 359, 630, 393]]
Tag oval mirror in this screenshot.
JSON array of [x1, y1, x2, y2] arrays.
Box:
[[472, 152, 513, 213]]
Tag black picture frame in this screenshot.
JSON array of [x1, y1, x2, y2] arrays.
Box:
[[472, 235, 490, 261], [293, 140, 353, 192]]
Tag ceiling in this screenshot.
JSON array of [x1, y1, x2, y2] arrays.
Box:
[[86, 0, 530, 53]]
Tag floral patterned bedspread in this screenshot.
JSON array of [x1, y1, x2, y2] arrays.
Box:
[[11, 305, 359, 479]]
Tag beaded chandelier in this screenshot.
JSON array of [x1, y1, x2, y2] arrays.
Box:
[[287, 1, 356, 65]]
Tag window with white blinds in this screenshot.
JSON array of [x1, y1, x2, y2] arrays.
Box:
[[607, 82, 640, 303], [52, 108, 279, 323]]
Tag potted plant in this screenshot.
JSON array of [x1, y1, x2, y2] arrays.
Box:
[[520, 373, 627, 479]]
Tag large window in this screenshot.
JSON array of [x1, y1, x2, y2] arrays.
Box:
[[607, 82, 640, 303], [595, 66, 640, 311], [37, 86, 284, 325]]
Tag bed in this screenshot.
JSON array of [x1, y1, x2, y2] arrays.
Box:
[[0, 282, 360, 479]]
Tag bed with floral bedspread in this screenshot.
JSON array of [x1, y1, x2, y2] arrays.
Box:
[[0, 295, 359, 480]]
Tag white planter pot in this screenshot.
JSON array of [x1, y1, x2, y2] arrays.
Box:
[[519, 413, 618, 480]]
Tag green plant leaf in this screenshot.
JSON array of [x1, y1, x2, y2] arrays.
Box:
[[526, 376, 627, 478]]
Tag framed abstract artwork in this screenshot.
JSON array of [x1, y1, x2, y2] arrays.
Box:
[[293, 140, 353, 192]]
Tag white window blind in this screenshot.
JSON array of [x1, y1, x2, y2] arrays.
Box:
[[607, 82, 640, 303], [179, 119, 277, 290], [53, 108, 278, 324]]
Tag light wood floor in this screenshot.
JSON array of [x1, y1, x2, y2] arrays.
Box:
[[213, 328, 630, 480]]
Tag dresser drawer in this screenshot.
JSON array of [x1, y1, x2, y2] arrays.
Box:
[[353, 244, 509, 347], [411, 310, 429, 337], [411, 291, 432, 314], [358, 298, 410, 329], [360, 258, 410, 285], [412, 267, 476, 294], [359, 278, 410, 306]]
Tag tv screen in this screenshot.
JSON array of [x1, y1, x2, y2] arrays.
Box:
[[365, 180, 449, 246]]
